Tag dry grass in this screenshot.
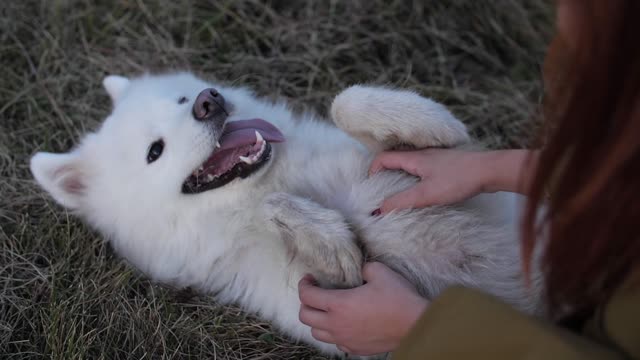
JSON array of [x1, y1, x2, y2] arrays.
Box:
[[1, 1, 552, 359]]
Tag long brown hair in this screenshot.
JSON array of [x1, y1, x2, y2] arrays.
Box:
[[522, 0, 640, 322]]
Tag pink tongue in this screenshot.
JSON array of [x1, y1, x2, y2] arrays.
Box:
[[218, 119, 285, 150]]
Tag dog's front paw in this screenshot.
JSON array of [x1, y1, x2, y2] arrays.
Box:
[[262, 193, 363, 288], [315, 238, 364, 289], [330, 85, 470, 152]]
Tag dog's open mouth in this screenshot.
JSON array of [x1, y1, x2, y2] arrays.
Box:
[[182, 119, 285, 194]]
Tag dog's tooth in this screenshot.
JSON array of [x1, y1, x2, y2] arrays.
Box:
[[216, 141, 221, 148], [206, 174, 214, 181], [255, 130, 264, 144], [255, 140, 266, 157], [198, 165, 204, 171], [239, 156, 253, 164]]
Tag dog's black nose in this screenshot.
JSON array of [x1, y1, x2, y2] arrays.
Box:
[[193, 88, 227, 121]]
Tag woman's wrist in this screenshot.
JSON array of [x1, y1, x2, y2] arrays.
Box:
[[393, 296, 429, 349], [477, 149, 537, 195]]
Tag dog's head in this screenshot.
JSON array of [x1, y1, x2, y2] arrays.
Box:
[[30, 72, 284, 226]]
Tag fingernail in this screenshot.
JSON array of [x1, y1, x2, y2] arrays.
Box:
[[370, 208, 381, 216], [302, 274, 317, 284]]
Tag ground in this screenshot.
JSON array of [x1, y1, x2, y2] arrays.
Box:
[[0, 1, 551, 359]]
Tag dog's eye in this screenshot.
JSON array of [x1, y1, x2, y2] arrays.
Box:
[[147, 140, 164, 163], [178, 96, 188, 104]]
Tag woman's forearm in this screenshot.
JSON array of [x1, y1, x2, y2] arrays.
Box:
[[479, 149, 539, 195]]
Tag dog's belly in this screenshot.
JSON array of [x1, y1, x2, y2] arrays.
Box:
[[260, 123, 540, 315], [346, 185, 539, 313], [277, 152, 538, 312]]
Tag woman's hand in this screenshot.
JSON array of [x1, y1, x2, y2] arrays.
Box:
[[370, 148, 535, 213], [298, 262, 428, 356], [369, 149, 490, 213]]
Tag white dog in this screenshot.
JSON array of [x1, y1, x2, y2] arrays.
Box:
[[30, 72, 542, 357]]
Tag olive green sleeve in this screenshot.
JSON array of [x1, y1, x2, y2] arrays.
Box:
[[392, 286, 626, 360], [601, 279, 640, 359]]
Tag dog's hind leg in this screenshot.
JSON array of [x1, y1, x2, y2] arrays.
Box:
[[261, 192, 363, 289], [330, 85, 470, 152]]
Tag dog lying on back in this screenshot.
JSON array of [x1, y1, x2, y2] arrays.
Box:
[[30, 72, 542, 357]]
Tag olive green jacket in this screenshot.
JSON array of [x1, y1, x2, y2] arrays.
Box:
[[394, 276, 639, 359]]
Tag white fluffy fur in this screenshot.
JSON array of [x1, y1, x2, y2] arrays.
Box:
[[30, 72, 542, 358]]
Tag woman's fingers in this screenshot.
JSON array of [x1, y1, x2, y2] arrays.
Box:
[[299, 304, 330, 329], [380, 183, 434, 213], [369, 150, 423, 176], [311, 328, 336, 344], [298, 275, 348, 311]]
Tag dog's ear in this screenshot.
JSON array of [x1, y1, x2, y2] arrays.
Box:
[[30, 151, 88, 210], [103, 75, 130, 103]]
